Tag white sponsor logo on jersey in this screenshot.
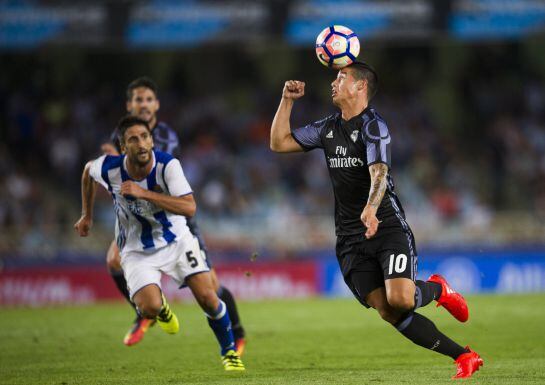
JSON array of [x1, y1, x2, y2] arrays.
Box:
[[327, 156, 365, 168]]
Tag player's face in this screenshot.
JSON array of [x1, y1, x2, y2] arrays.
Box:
[[121, 124, 154, 166], [331, 68, 360, 106], [127, 87, 160, 124]]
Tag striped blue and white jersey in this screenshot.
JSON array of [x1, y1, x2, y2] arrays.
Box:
[[110, 121, 208, 252], [89, 150, 193, 254]]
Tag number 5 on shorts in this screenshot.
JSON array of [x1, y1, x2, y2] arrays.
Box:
[[186, 250, 199, 268], [388, 253, 407, 274]]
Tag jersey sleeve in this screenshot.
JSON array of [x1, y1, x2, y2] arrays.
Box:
[[291, 116, 330, 151], [88, 155, 109, 189], [362, 118, 392, 167], [164, 159, 193, 197]]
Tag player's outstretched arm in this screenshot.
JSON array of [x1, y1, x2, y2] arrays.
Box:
[[74, 162, 97, 237], [120, 181, 196, 217], [270, 80, 306, 153], [361, 163, 388, 239]]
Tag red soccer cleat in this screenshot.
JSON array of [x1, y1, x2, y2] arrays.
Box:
[[123, 317, 156, 346], [235, 337, 246, 357], [453, 346, 483, 379], [427, 274, 469, 322]]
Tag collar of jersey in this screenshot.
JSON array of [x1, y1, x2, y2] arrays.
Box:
[[338, 105, 373, 124], [122, 150, 156, 182]]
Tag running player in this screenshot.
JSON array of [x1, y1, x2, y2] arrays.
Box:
[[75, 115, 244, 371], [101, 77, 246, 353], [269, 62, 483, 379]]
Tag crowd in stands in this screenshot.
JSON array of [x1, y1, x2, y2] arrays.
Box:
[[2, 44, 545, 260]]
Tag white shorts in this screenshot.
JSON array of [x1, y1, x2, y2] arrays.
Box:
[[120, 235, 209, 299]]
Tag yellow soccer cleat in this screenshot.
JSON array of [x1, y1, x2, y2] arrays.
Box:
[[222, 350, 245, 371], [156, 295, 179, 334]]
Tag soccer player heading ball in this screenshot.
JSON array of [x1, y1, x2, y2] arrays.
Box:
[[270, 60, 483, 378]]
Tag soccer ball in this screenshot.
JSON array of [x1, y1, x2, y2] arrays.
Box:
[[315, 25, 360, 69]]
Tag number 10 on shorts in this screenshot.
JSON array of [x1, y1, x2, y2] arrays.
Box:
[[388, 253, 407, 274]]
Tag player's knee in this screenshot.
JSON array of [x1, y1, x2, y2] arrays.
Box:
[[106, 248, 122, 271], [139, 305, 161, 319], [106, 256, 122, 271], [137, 298, 163, 319], [387, 293, 415, 312]]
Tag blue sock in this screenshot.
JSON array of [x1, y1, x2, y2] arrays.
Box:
[[206, 300, 235, 356]]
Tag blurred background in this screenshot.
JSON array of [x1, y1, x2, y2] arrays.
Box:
[[1, 0, 545, 305]]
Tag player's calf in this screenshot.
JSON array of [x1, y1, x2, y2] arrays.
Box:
[[376, 306, 404, 325], [413, 280, 442, 310], [187, 273, 242, 368], [194, 288, 220, 315], [393, 311, 469, 362], [366, 287, 405, 325], [205, 300, 236, 353], [217, 284, 246, 356], [206, 299, 245, 371]]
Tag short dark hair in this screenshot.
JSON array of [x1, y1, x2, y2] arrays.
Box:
[[126, 76, 159, 101], [116, 115, 151, 144], [348, 61, 378, 100]]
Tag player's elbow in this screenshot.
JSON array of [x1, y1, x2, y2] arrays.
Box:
[[180, 198, 196, 217], [185, 202, 196, 217], [270, 128, 287, 152], [270, 139, 289, 153], [270, 140, 281, 152]]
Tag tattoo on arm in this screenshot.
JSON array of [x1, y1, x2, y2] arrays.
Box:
[[367, 163, 388, 209]]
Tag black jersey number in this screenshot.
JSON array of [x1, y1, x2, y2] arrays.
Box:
[[186, 251, 199, 268]]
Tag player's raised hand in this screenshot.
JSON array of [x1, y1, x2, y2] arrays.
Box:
[[101, 143, 120, 156], [282, 80, 305, 100], [121, 181, 148, 199], [361, 205, 379, 239], [74, 215, 93, 237]]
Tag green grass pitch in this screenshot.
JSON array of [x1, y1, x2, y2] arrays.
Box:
[[1, 294, 544, 384]]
